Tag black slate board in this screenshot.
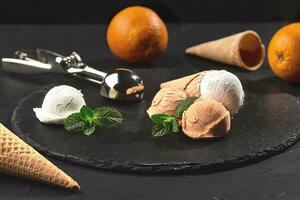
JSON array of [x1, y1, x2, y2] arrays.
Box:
[[10, 64, 300, 173]]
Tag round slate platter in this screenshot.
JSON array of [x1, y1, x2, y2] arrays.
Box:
[[10, 64, 300, 173]]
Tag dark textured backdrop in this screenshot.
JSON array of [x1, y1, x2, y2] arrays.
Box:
[[0, 0, 299, 23]]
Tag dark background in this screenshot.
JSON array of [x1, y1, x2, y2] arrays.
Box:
[[0, 0, 300, 23]]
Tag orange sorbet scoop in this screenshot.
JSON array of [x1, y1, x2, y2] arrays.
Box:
[[182, 99, 231, 139]]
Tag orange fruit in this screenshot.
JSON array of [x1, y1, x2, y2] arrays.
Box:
[[106, 6, 168, 63], [268, 23, 300, 83]]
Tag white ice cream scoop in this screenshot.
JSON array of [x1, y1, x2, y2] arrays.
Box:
[[200, 70, 245, 114], [33, 85, 86, 124]]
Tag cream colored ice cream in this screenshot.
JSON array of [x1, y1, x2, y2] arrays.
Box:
[[182, 98, 231, 139], [33, 85, 86, 124], [147, 87, 188, 117], [200, 70, 244, 114]]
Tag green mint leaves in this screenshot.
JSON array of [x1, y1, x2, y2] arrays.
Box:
[[64, 105, 123, 136], [175, 96, 198, 119], [64, 113, 86, 132], [93, 107, 123, 127], [150, 97, 198, 137], [151, 114, 178, 137], [79, 105, 94, 125]]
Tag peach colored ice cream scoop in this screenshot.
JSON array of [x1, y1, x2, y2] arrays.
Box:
[[182, 99, 231, 139], [160, 71, 211, 97], [147, 87, 188, 117]]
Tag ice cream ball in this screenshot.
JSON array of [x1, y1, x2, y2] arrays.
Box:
[[200, 70, 244, 114], [160, 71, 212, 97], [184, 70, 210, 97], [182, 98, 231, 139], [33, 85, 86, 124], [147, 87, 188, 117]]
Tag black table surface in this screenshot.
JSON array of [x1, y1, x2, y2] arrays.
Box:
[[1, 22, 300, 200]]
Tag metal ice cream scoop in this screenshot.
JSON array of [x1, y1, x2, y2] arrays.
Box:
[[1, 49, 144, 102]]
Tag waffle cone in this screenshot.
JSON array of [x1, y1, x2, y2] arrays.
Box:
[[160, 71, 210, 97], [0, 123, 80, 190], [185, 30, 265, 71]]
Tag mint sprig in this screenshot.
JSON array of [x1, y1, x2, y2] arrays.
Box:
[[150, 97, 198, 137], [64, 105, 123, 136], [175, 96, 198, 119], [151, 114, 177, 137]]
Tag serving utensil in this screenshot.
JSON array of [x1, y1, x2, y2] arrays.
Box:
[[1, 49, 144, 102]]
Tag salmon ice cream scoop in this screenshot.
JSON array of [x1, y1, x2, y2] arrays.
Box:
[[160, 71, 211, 97], [147, 87, 188, 117], [182, 99, 231, 139]]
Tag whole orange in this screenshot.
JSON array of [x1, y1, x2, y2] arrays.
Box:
[[106, 6, 168, 63], [268, 23, 300, 83]]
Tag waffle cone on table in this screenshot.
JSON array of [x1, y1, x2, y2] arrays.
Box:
[[185, 30, 265, 71], [0, 123, 79, 190], [160, 71, 210, 97]]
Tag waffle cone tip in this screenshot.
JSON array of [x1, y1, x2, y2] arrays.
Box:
[[69, 181, 80, 190], [185, 47, 194, 54], [0, 123, 80, 190]]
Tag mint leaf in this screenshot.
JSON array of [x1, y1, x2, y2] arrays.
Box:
[[64, 113, 86, 132], [152, 124, 170, 137], [94, 107, 123, 127], [150, 114, 179, 137], [175, 96, 198, 119], [172, 118, 179, 132], [83, 124, 96, 136], [151, 114, 174, 124], [79, 105, 94, 123]]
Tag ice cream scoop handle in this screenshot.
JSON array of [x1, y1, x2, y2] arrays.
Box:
[[81, 66, 107, 81], [1, 58, 52, 74], [68, 66, 107, 85]]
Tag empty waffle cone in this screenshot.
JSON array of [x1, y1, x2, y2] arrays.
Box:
[[160, 71, 211, 97], [185, 30, 265, 71], [0, 123, 80, 190]]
